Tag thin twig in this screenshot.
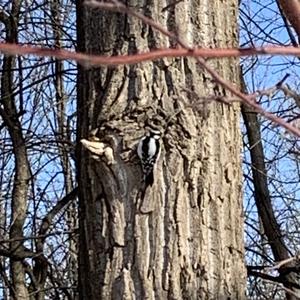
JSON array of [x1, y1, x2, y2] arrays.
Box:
[[0, 230, 77, 244], [1, 43, 300, 65], [266, 254, 300, 271], [264, 279, 300, 299]]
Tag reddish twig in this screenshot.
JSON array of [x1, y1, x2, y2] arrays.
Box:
[[1, 43, 300, 65]]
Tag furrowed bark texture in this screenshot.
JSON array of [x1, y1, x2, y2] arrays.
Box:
[[76, 0, 246, 299]]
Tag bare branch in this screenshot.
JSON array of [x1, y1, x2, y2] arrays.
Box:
[[266, 254, 300, 272], [0, 43, 300, 66], [38, 187, 78, 240]]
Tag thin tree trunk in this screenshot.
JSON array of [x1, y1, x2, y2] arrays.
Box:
[[242, 104, 300, 299], [50, 0, 78, 294], [0, 1, 30, 299], [76, 0, 246, 299]]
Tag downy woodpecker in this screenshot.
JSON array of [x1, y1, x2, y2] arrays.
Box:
[[137, 129, 161, 186]]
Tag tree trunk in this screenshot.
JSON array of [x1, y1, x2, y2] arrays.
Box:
[[76, 0, 246, 299], [242, 103, 300, 300], [0, 2, 30, 299]]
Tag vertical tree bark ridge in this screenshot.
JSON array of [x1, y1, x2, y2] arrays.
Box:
[[76, 0, 246, 299]]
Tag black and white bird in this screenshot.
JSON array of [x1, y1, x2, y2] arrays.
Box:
[[137, 129, 161, 187]]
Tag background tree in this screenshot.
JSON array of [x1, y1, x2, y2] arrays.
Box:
[[240, 1, 300, 298], [0, 1, 78, 299]]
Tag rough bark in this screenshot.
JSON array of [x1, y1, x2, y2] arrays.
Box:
[[76, 0, 246, 299]]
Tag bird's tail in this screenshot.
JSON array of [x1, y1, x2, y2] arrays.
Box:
[[145, 171, 154, 187]]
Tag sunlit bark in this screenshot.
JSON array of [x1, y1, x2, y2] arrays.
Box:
[[77, 0, 246, 299]]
